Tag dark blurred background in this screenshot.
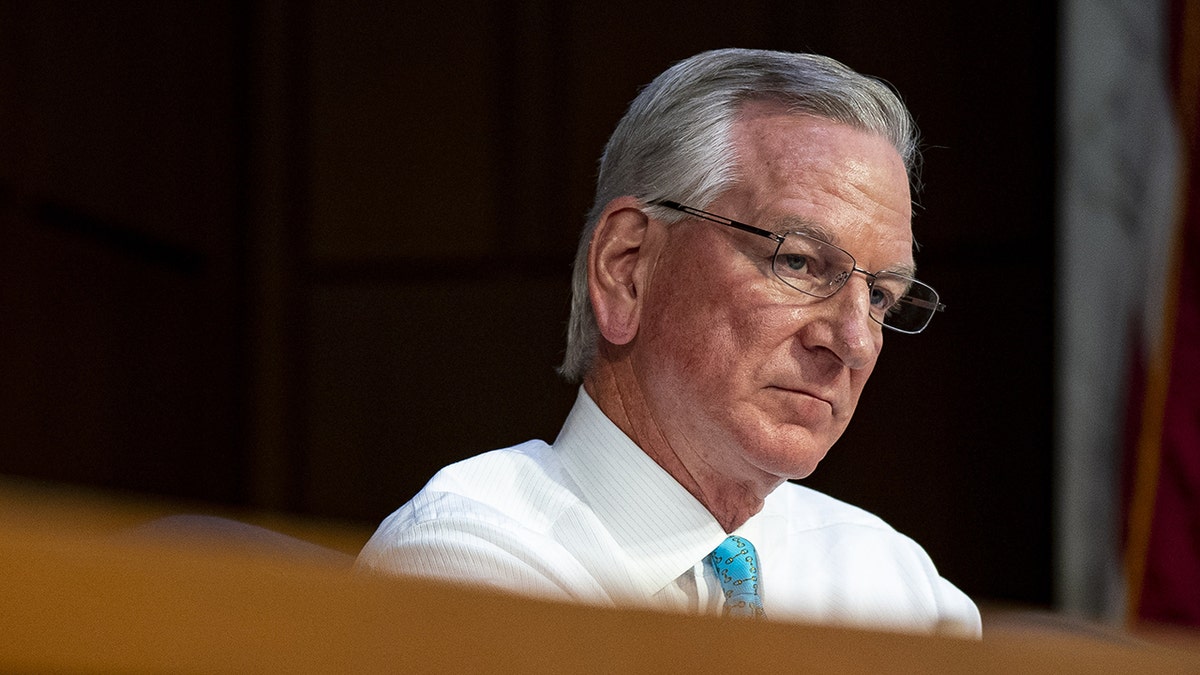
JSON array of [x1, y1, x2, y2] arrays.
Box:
[[0, 2, 1055, 609]]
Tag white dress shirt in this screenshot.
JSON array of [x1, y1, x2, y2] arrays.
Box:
[[357, 389, 981, 636]]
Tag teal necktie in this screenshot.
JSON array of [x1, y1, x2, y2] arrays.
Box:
[[709, 535, 765, 619]]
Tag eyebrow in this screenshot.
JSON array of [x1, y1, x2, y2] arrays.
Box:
[[772, 215, 837, 242]]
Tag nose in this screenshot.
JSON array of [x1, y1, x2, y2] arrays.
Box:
[[804, 274, 880, 369]]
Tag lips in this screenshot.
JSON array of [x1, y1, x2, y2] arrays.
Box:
[[768, 385, 835, 412]]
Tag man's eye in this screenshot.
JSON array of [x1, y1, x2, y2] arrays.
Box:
[[780, 254, 810, 273], [870, 287, 899, 311], [870, 288, 888, 308]]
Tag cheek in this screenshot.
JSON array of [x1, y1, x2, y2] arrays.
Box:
[[640, 289, 733, 374], [641, 281, 789, 390], [636, 234, 798, 384]]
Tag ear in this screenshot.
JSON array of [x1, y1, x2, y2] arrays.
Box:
[[587, 197, 659, 346]]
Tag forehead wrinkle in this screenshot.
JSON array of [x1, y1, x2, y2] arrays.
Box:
[[733, 113, 917, 278]]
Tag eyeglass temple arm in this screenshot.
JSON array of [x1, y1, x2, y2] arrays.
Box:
[[652, 200, 783, 243], [655, 199, 946, 313], [900, 296, 947, 313]]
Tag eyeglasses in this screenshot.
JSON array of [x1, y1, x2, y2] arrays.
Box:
[[652, 200, 945, 334]]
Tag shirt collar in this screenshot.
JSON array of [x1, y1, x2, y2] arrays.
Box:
[[553, 388, 732, 596]]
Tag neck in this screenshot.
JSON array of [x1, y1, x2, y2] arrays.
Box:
[[583, 353, 778, 532]]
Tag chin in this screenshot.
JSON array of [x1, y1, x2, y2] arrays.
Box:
[[751, 440, 829, 481], [728, 409, 837, 480], [781, 458, 824, 481]]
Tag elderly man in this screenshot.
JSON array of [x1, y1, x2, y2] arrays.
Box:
[[358, 48, 980, 636]]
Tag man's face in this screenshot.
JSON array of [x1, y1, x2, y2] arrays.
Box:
[[628, 108, 914, 486]]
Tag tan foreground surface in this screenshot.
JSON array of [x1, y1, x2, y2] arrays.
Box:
[[3, 478, 1198, 673]]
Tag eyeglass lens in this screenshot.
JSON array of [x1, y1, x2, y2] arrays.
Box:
[[772, 232, 940, 333]]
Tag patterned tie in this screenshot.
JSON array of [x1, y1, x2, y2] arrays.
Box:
[[709, 535, 765, 619]]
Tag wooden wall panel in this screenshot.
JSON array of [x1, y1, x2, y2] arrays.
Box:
[[304, 279, 576, 519], [7, 3, 238, 249], [0, 3, 246, 502], [307, 0, 501, 262]]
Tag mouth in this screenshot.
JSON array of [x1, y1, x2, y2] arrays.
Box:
[[767, 385, 834, 411]]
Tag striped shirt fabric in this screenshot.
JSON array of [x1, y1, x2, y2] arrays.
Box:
[[356, 389, 981, 637]]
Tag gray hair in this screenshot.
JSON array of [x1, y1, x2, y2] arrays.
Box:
[[558, 48, 920, 382]]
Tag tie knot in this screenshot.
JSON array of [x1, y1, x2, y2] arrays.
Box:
[[709, 535, 764, 619]]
